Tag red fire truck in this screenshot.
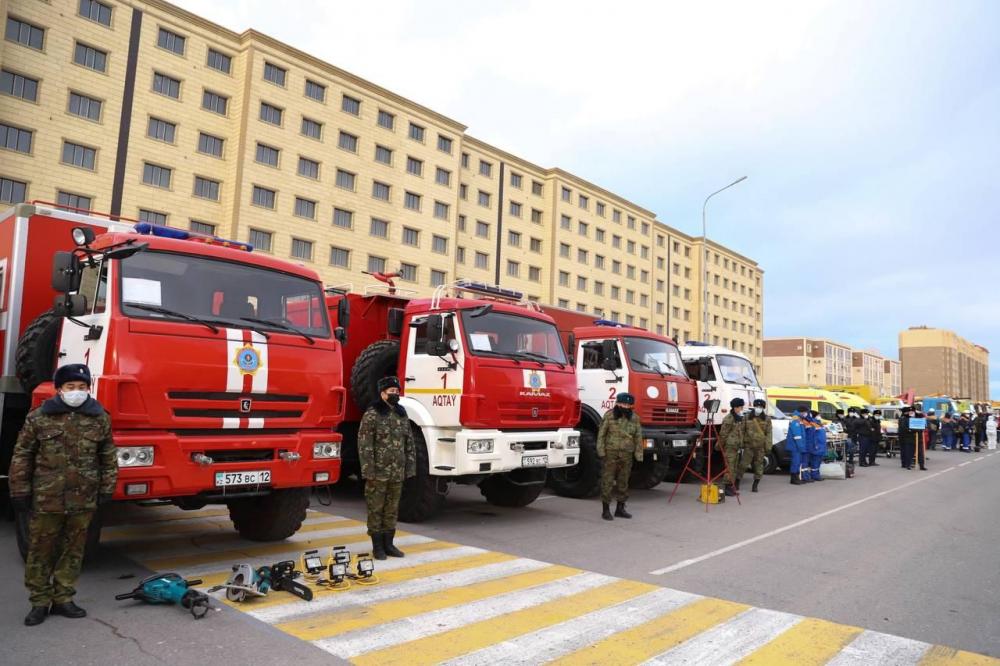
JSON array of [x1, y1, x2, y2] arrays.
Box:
[[1, 203, 344, 555], [540, 306, 701, 497], [327, 276, 581, 521]]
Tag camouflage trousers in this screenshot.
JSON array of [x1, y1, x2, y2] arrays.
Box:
[[600, 448, 634, 503], [25, 511, 94, 606], [365, 479, 402, 535], [723, 445, 743, 485], [740, 446, 766, 480]]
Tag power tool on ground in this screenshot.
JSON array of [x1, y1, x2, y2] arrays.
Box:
[[115, 573, 211, 619]]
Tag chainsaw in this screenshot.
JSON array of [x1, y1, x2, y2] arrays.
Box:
[[116, 573, 211, 619]]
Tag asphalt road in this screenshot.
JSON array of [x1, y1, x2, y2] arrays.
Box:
[[0, 447, 997, 662]]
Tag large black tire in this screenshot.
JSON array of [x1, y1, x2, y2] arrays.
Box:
[[15, 309, 62, 394], [480, 468, 546, 507], [228, 488, 310, 541], [15, 506, 102, 563], [398, 426, 446, 522], [547, 427, 600, 498], [350, 340, 400, 412], [629, 457, 671, 490]]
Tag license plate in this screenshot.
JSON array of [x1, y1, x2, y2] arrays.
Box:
[[215, 470, 271, 487], [522, 455, 548, 467], [672, 440, 689, 448]]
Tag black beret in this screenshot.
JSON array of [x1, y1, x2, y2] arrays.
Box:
[[377, 376, 401, 392], [752, 398, 767, 408], [615, 392, 635, 405], [53, 363, 91, 387], [730, 397, 745, 408]]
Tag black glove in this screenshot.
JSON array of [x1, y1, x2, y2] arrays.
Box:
[[10, 495, 31, 512], [97, 493, 114, 506]]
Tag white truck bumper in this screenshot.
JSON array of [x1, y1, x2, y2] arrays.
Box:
[[427, 428, 581, 476]]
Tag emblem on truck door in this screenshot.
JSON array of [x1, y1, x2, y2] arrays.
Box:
[[234, 344, 262, 375], [240, 398, 252, 413]]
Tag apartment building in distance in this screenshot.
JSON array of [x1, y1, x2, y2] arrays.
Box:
[[0, 0, 763, 369], [762, 336, 902, 399], [899, 327, 989, 401]]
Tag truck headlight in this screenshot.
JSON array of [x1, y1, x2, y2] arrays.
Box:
[[117, 446, 154, 468], [566, 435, 580, 449], [467, 439, 494, 453], [313, 442, 341, 459], [643, 438, 656, 449]]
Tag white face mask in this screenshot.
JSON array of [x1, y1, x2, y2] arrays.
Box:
[[60, 390, 89, 408], [754, 407, 764, 415]]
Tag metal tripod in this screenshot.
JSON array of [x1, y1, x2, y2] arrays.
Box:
[[668, 417, 741, 510]]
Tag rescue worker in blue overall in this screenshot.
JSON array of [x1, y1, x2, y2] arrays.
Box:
[[801, 411, 817, 483], [788, 410, 807, 485], [809, 412, 827, 481]]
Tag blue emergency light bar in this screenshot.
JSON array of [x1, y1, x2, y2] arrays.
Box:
[[593, 319, 625, 328], [133, 223, 254, 252], [454, 279, 523, 301]]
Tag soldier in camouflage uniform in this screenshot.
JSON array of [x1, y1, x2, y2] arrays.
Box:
[[716, 397, 747, 496], [596, 392, 643, 521], [743, 398, 772, 493], [358, 375, 416, 560], [8, 364, 117, 626]]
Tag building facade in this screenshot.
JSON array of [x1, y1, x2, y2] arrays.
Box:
[[762, 337, 853, 387], [0, 0, 763, 368], [883, 358, 901, 397], [899, 327, 989, 401], [851, 350, 884, 396]]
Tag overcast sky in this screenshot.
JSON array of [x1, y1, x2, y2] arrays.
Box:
[[174, 0, 1000, 396]]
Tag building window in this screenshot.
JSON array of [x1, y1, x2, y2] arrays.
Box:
[[157, 28, 186, 55], [251, 185, 275, 209], [432, 235, 448, 254], [627, 215, 636, 230], [193, 176, 220, 201], [595, 254, 605, 269], [477, 190, 491, 207], [508, 230, 522, 247], [529, 266, 541, 282], [152, 72, 181, 99], [430, 269, 446, 287], [509, 201, 522, 217], [198, 132, 224, 158], [404, 191, 421, 211], [510, 172, 523, 189], [578, 194, 589, 210], [138, 209, 167, 225], [559, 186, 571, 202], [612, 209, 621, 223], [259, 102, 283, 125], [335, 169, 356, 191], [459, 183, 468, 200], [305, 79, 326, 102], [577, 276, 588, 291], [507, 260, 520, 278], [433, 201, 449, 220], [530, 237, 542, 253], [474, 252, 489, 270], [249, 228, 272, 252], [341, 94, 361, 115], [408, 122, 425, 142], [461, 152, 470, 168], [435, 167, 451, 186], [375, 144, 393, 165], [1, 69, 38, 101], [329, 246, 350, 268], [73, 42, 108, 72], [255, 142, 280, 167], [398, 263, 417, 282], [457, 214, 466, 231], [299, 117, 323, 140], [56, 191, 92, 211], [6, 17, 45, 50], [437, 134, 453, 153], [558, 271, 569, 287], [377, 109, 395, 130], [577, 249, 588, 264], [333, 208, 353, 229], [290, 238, 313, 261], [62, 141, 97, 170], [261, 61, 287, 86], [627, 240, 636, 254], [79, 0, 112, 26], [531, 208, 543, 224], [190, 220, 216, 235], [627, 265, 635, 279], [479, 160, 492, 177], [367, 255, 387, 274], [578, 221, 588, 236], [0, 122, 32, 153], [457, 247, 465, 263], [594, 281, 604, 296], [406, 156, 423, 176], [475, 221, 490, 238], [68, 92, 102, 121], [206, 48, 231, 74], [202, 90, 228, 115], [372, 180, 391, 201], [531, 180, 543, 196], [612, 235, 622, 249], [559, 243, 570, 258], [369, 217, 389, 238], [402, 227, 420, 247], [336, 131, 358, 153], [0, 177, 27, 204], [612, 260, 621, 274], [293, 197, 316, 220], [297, 156, 320, 179]]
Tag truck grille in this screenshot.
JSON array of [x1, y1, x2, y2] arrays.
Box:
[[517, 441, 548, 451], [167, 391, 310, 423], [497, 402, 564, 424], [173, 408, 304, 419], [642, 404, 696, 425], [205, 449, 275, 463]]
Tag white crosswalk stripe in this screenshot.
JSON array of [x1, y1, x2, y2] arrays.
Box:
[[826, 630, 933, 666]]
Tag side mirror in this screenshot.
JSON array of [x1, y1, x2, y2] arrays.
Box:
[[334, 326, 347, 344], [567, 333, 575, 365], [52, 252, 82, 293], [53, 293, 87, 317], [426, 314, 444, 343], [387, 308, 404, 337], [698, 361, 712, 382], [337, 297, 350, 329], [600, 339, 617, 370]]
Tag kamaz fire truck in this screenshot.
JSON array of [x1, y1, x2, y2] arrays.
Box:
[[0, 203, 344, 556], [540, 307, 700, 497], [327, 276, 580, 521]]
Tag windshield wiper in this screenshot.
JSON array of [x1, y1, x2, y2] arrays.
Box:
[[631, 357, 664, 378], [124, 303, 220, 334], [469, 304, 493, 318], [516, 351, 564, 369], [239, 316, 315, 345]]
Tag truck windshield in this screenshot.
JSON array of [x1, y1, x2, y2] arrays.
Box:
[[623, 337, 687, 377], [460, 310, 567, 364], [718, 354, 760, 387], [119, 250, 330, 337]]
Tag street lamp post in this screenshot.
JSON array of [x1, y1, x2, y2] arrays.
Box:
[[702, 176, 747, 344]]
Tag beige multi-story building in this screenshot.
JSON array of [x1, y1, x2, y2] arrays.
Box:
[[762, 337, 853, 387], [899, 327, 989, 400], [883, 358, 901, 397], [0, 0, 763, 368], [851, 350, 884, 396]]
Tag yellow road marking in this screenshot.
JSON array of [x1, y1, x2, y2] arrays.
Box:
[[552, 597, 748, 666], [279, 563, 579, 640], [920, 646, 1000, 665], [108, 519, 362, 553], [352, 578, 657, 666], [737, 617, 862, 666], [405, 388, 462, 394]]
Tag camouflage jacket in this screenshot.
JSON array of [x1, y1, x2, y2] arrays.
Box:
[[8, 396, 117, 513], [596, 410, 643, 461], [717, 412, 747, 451], [358, 401, 416, 482], [744, 413, 772, 449]]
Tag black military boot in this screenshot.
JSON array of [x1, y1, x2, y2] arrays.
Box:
[[383, 530, 404, 557], [371, 532, 387, 560], [24, 606, 48, 626], [752, 479, 760, 493], [724, 484, 737, 496], [790, 474, 802, 485], [49, 601, 87, 618], [601, 502, 613, 521], [614, 502, 632, 519]]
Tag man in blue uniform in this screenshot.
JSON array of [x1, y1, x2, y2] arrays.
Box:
[[801, 412, 817, 483], [787, 411, 807, 485], [809, 413, 826, 481]]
